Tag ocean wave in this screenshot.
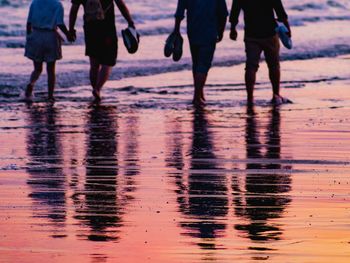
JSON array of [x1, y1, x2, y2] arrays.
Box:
[[291, 1, 348, 11], [1, 14, 350, 42], [291, 3, 325, 11], [326, 0, 347, 9], [0, 0, 350, 40], [0, 0, 27, 8]]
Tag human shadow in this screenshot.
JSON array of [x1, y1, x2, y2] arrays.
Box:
[[173, 108, 229, 251], [26, 104, 66, 234], [122, 112, 140, 196], [73, 105, 122, 242], [233, 106, 292, 246]]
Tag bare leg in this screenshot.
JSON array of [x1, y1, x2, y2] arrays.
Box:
[[192, 72, 206, 101], [244, 39, 262, 105], [269, 66, 280, 97], [89, 57, 100, 89], [93, 65, 112, 102], [267, 62, 292, 104], [264, 36, 289, 103], [46, 61, 56, 100], [26, 61, 43, 98], [192, 72, 207, 106], [245, 69, 257, 105]]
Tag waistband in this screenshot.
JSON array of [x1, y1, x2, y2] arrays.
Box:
[[244, 34, 278, 42]]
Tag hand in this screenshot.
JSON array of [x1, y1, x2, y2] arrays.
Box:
[[128, 22, 135, 29], [281, 19, 292, 38], [69, 29, 77, 42], [217, 32, 224, 43], [230, 27, 238, 41], [286, 28, 292, 38], [66, 32, 75, 43]]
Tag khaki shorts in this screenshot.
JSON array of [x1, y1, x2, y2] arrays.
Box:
[[244, 35, 280, 72]]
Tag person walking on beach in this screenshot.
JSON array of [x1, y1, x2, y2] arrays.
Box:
[[69, 0, 136, 102], [230, 0, 292, 105], [24, 0, 73, 102], [173, 0, 228, 106]]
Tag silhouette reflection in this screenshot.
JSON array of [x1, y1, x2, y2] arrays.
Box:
[[26, 104, 66, 233], [74, 106, 122, 242], [233, 106, 292, 245], [173, 109, 228, 251], [165, 114, 185, 172], [122, 112, 140, 196]]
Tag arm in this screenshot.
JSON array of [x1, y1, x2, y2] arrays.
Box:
[[69, 3, 80, 40], [229, 0, 241, 40], [274, 0, 291, 37], [56, 4, 73, 42], [115, 0, 135, 28], [217, 0, 228, 42], [174, 17, 182, 33], [58, 24, 74, 42], [174, 0, 186, 33]]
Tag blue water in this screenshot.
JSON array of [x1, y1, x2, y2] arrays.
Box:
[[0, 0, 349, 38]]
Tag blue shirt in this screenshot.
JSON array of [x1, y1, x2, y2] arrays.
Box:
[[27, 0, 64, 30], [175, 0, 228, 45]]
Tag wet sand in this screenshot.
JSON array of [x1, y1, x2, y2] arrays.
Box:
[[1, 56, 350, 262]]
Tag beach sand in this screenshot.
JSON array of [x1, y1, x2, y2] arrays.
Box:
[[0, 54, 350, 262]]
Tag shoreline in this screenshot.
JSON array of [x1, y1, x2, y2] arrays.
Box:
[[0, 54, 349, 107]]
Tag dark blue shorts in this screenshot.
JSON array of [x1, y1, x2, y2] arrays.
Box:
[[189, 43, 216, 74]]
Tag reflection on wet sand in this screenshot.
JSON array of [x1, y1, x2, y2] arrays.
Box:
[[26, 104, 67, 236], [73, 106, 122, 242], [4, 99, 349, 262], [25, 104, 141, 245], [165, 114, 184, 172], [175, 109, 228, 251], [122, 112, 140, 196], [233, 107, 292, 253]]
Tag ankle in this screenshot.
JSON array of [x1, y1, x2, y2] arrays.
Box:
[[247, 94, 254, 104], [25, 84, 33, 97]]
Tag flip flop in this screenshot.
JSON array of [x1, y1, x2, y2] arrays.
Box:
[[164, 32, 177, 58], [172, 33, 183, 62]]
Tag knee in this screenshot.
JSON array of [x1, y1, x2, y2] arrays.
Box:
[[90, 64, 100, 72], [34, 65, 43, 75], [267, 61, 280, 71], [194, 65, 210, 75], [245, 63, 259, 73]]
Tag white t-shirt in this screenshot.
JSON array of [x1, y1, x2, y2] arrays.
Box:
[[27, 0, 64, 30]]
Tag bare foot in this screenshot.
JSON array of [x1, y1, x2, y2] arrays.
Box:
[[192, 98, 206, 108], [20, 84, 34, 102], [247, 96, 254, 106], [48, 96, 55, 104], [271, 95, 293, 106], [25, 84, 33, 99], [201, 90, 206, 101], [92, 88, 101, 103]]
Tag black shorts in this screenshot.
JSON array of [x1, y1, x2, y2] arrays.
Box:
[[189, 43, 216, 74], [84, 21, 118, 66]]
